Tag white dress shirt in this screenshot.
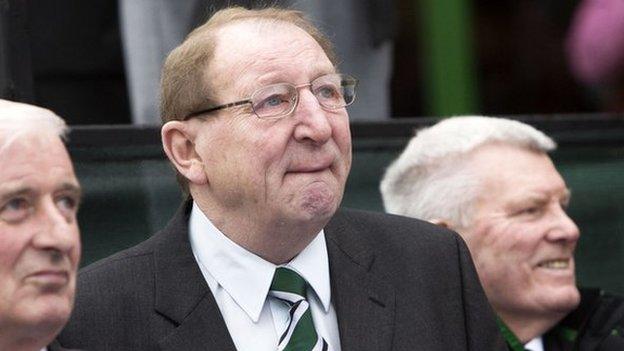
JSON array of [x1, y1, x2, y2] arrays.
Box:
[[189, 202, 341, 351], [525, 336, 545, 351]]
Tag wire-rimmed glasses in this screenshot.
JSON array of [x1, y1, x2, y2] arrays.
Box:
[[183, 73, 358, 120]]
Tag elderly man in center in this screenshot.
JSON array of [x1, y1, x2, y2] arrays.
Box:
[[381, 116, 624, 351], [57, 7, 505, 351]]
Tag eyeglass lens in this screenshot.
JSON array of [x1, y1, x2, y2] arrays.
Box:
[[250, 74, 357, 118]]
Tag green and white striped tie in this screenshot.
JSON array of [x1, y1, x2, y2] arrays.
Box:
[[269, 267, 329, 351]]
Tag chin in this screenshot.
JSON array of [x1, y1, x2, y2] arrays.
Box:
[[28, 294, 73, 325], [296, 183, 341, 218], [13, 309, 69, 342], [541, 285, 581, 314], [298, 198, 337, 222]]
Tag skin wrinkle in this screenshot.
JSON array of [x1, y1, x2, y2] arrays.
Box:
[[0, 133, 80, 351], [212, 115, 330, 212], [182, 19, 350, 264], [0, 184, 81, 207], [213, 23, 334, 101], [254, 58, 334, 88], [458, 143, 579, 342]]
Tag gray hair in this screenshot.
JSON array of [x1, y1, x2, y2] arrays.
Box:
[[380, 116, 556, 228], [0, 100, 68, 154]]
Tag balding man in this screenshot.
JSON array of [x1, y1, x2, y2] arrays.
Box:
[[381, 116, 624, 350], [57, 6, 505, 351], [0, 100, 81, 351]]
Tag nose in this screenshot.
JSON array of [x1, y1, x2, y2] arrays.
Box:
[[293, 88, 332, 144], [32, 199, 77, 255], [546, 204, 580, 244]]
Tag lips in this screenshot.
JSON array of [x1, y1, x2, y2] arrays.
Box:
[[290, 165, 330, 173], [26, 269, 70, 288], [288, 155, 334, 173]]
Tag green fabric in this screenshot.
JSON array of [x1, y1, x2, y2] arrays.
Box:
[[498, 316, 581, 351], [271, 267, 319, 351], [496, 318, 527, 351], [421, 0, 479, 116], [271, 267, 307, 296], [556, 326, 578, 343], [284, 308, 318, 351]]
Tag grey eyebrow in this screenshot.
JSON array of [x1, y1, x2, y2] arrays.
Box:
[[0, 186, 35, 202]]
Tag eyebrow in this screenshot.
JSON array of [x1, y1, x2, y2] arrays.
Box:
[[59, 182, 81, 193], [60, 182, 83, 199], [0, 182, 82, 202], [511, 195, 548, 207], [0, 186, 34, 202], [508, 187, 572, 208]]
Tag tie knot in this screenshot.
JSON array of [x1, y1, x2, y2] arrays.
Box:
[[270, 267, 307, 298]]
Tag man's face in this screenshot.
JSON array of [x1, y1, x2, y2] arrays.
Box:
[[460, 143, 580, 322], [193, 21, 352, 231], [0, 133, 81, 337]]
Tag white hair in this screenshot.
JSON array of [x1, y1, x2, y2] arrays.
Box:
[[0, 99, 68, 154], [380, 116, 556, 228]]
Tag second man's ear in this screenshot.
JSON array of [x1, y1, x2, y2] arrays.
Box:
[[161, 120, 208, 186], [429, 218, 451, 229]]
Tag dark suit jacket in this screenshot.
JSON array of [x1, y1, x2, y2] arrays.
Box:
[[48, 339, 81, 351], [541, 289, 624, 351], [58, 203, 506, 350]]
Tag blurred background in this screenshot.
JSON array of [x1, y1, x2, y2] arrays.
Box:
[[3, 0, 624, 124], [1, 0, 623, 293]]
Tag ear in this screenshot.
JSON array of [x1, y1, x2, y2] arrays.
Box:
[[428, 218, 452, 229], [161, 120, 208, 185]]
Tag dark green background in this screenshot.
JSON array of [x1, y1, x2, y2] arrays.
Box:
[[71, 136, 624, 295]]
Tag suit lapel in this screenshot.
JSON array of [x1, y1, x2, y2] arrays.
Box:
[[157, 297, 237, 351], [150, 204, 396, 350], [152, 201, 237, 351], [325, 213, 396, 351]]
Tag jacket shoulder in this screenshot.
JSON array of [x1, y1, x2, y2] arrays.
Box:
[[328, 208, 461, 252], [326, 208, 469, 284], [75, 229, 165, 294], [57, 232, 166, 349]]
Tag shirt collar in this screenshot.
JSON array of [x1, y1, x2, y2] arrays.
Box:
[[285, 231, 331, 312], [524, 337, 544, 351], [189, 202, 331, 321]]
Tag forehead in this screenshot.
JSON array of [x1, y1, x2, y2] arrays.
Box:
[[469, 143, 567, 206], [0, 133, 76, 187], [209, 20, 334, 92]]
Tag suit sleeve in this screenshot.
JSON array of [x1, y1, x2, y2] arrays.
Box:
[[455, 234, 508, 351]]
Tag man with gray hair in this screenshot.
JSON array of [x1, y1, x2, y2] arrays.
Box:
[[381, 116, 624, 351], [0, 100, 82, 351]]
